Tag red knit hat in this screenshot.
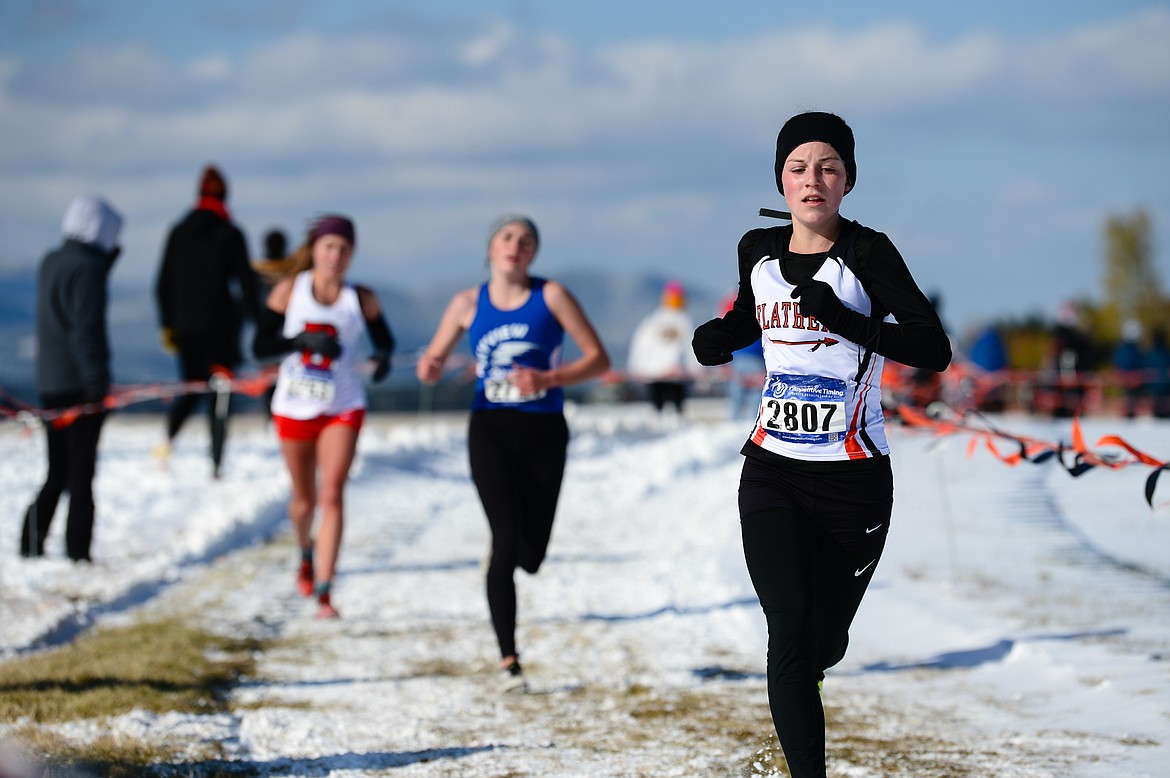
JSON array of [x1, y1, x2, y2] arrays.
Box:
[[199, 165, 228, 201]]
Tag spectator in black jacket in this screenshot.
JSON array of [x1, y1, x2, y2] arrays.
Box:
[[154, 164, 261, 477], [20, 194, 123, 562]]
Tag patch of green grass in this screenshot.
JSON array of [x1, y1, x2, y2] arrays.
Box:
[[0, 617, 264, 723], [0, 617, 267, 775], [6, 725, 231, 777], [405, 657, 467, 679], [535, 681, 775, 763], [737, 702, 987, 776], [824, 700, 986, 777]]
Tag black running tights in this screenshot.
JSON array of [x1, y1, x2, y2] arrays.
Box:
[[738, 458, 892, 778], [22, 407, 105, 560], [468, 409, 569, 660]]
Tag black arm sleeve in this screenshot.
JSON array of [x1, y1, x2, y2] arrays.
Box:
[[837, 232, 952, 372], [366, 312, 395, 355], [252, 306, 295, 359], [365, 312, 395, 382], [720, 229, 768, 349]]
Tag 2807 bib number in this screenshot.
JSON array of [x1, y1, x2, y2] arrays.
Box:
[[760, 373, 847, 444], [762, 398, 841, 434]]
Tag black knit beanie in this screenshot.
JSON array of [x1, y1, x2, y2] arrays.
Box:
[[774, 112, 856, 195]]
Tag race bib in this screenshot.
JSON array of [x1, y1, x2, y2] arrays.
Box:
[[286, 368, 336, 404], [759, 372, 847, 444], [484, 377, 547, 405]]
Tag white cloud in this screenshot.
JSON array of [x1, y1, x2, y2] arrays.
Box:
[[11, 43, 204, 107], [994, 176, 1063, 208], [5, 11, 1168, 167], [187, 53, 232, 83], [460, 21, 519, 67], [0, 8, 1167, 334], [238, 33, 418, 93]]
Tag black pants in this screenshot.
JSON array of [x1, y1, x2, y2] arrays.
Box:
[[738, 455, 893, 778], [647, 381, 686, 413], [468, 409, 569, 659], [168, 332, 237, 475], [22, 398, 106, 561]]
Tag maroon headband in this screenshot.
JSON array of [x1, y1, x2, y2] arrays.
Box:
[[310, 215, 355, 248]]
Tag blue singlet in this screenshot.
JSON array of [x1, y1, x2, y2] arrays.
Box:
[[468, 278, 565, 413]]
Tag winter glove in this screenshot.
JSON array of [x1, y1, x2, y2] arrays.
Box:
[[292, 330, 342, 359], [159, 327, 178, 355], [692, 319, 736, 366], [790, 279, 848, 331]]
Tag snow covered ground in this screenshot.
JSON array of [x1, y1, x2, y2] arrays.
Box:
[[1, 401, 1168, 776]]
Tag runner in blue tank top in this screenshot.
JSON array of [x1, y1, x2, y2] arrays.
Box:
[[468, 278, 565, 414], [417, 214, 610, 692]]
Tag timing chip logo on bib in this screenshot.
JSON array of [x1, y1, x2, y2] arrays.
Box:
[[765, 375, 790, 398]]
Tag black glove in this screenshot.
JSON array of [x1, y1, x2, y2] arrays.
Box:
[[790, 279, 847, 331], [292, 330, 342, 359], [370, 351, 391, 382], [692, 319, 736, 366]]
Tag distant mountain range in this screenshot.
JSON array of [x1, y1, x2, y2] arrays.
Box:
[[0, 267, 725, 411]]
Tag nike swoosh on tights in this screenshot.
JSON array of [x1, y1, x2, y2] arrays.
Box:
[[854, 559, 877, 577], [865, 524, 884, 533]]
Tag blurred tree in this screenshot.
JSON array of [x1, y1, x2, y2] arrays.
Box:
[[1101, 208, 1166, 340], [1003, 323, 1049, 370]]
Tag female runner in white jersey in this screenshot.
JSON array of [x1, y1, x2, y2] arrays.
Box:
[[692, 112, 951, 777], [416, 214, 610, 691], [253, 215, 395, 619]]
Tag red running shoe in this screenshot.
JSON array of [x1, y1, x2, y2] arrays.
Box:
[[316, 592, 339, 620], [296, 559, 314, 597]]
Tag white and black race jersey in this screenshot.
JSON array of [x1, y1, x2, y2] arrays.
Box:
[[724, 220, 950, 466], [270, 271, 368, 420]]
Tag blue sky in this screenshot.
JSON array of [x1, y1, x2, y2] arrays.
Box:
[[1, 0, 1168, 339]]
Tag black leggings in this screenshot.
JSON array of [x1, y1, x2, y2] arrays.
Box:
[[168, 332, 238, 473], [468, 409, 569, 659], [647, 381, 686, 413], [738, 455, 892, 778], [22, 398, 106, 561]]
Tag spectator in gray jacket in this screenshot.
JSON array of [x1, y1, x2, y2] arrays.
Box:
[[20, 194, 123, 562]]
